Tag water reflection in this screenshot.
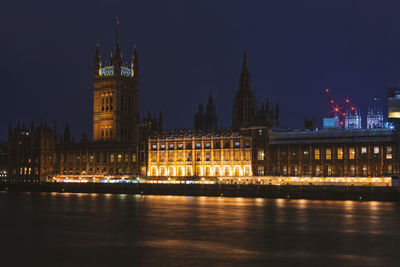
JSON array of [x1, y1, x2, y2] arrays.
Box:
[[0, 193, 399, 266]]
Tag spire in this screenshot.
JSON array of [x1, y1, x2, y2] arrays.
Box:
[[131, 45, 138, 77], [64, 123, 71, 143], [159, 109, 163, 130], [239, 50, 251, 91], [53, 121, 57, 137], [205, 93, 217, 129], [94, 43, 101, 76], [194, 104, 205, 130], [30, 120, 35, 132], [113, 16, 122, 67], [131, 45, 137, 68], [275, 101, 280, 128]]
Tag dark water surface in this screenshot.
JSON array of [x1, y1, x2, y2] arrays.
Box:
[[1, 192, 399, 266]]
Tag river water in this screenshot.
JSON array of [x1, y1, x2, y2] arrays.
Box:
[[1, 192, 399, 266]]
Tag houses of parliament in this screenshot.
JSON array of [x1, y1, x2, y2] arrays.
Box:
[[4, 30, 400, 186]]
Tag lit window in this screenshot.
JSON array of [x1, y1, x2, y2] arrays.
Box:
[[196, 152, 201, 161], [234, 151, 240, 161], [350, 165, 355, 176], [258, 129, 263, 136], [374, 146, 379, 154], [257, 150, 265, 160], [152, 144, 157, 150], [160, 144, 166, 150], [361, 147, 367, 154], [205, 143, 211, 148], [118, 154, 122, 163], [178, 144, 183, 149], [337, 148, 343, 160], [349, 148, 355, 160], [169, 144, 174, 149], [196, 143, 201, 149], [314, 148, 320, 160], [214, 151, 220, 161], [245, 151, 251, 161], [304, 150, 309, 155], [387, 146, 392, 159], [244, 142, 250, 148], [362, 165, 367, 175], [326, 148, 331, 160], [110, 154, 114, 163], [234, 141, 240, 147]]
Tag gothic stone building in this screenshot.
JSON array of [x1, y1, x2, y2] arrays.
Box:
[[5, 44, 400, 185], [147, 53, 400, 186], [7, 37, 160, 183]]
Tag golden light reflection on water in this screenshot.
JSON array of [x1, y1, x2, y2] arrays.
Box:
[[139, 239, 261, 259], [2, 193, 398, 266]]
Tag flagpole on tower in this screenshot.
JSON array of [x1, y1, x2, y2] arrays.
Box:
[[115, 16, 120, 44]]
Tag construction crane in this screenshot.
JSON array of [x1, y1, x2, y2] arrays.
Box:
[[324, 88, 351, 127]]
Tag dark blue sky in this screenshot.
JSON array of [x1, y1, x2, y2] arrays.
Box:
[[1, 0, 400, 140]]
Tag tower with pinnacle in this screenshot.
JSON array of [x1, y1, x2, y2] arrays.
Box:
[[93, 18, 139, 142], [232, 51, 258, 129]]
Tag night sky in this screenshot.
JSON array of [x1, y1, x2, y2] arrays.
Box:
[[2, 0, 400, 141]]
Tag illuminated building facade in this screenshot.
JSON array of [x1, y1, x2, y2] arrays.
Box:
[[5, 34, 400, 186], [7, 29, 159, 183], [268, 128, 398, 178], [93, 41, 139, 142], [147, 129, 254, 178]]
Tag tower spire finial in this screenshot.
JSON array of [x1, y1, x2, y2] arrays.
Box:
[[239, 49, 251, 91]]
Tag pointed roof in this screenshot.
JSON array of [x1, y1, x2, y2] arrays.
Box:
[[94, 43, 101, 62], [239, 50, 251, 92]]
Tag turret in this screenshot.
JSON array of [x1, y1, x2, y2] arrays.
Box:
[[64, 123, 71, 143], [131, 45, 138, 77], [239, 50, 251, 92], [159, 109, 163, 130], [194, 104, 205, 130], [53, 121, 57, 138], [205, 93, 217, 129], [275, 101, 280, 128], [94, 43, 101, 76]]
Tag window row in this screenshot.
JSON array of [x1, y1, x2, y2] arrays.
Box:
[[313, 147, 392, 160], [101, 95, 113, 111], [278, 164, 393, 176], [149, 150, 251, 162], [61, 152, 136, 164], [152, 141, 250, 150]]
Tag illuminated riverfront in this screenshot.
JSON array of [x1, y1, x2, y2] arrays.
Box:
[[4, 1, 400, 266]]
